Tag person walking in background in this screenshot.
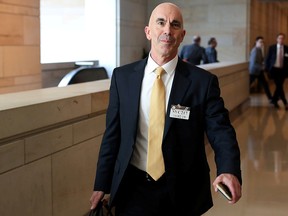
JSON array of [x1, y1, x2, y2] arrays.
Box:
[[249, 36, 272, 102], [205, 37, 219, 63], [265, 33, 288, 110], [179, 35, 208, 65], [90, 2, 241, 216]]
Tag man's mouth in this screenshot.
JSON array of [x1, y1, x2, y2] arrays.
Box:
[[159, 35, 174, 44]]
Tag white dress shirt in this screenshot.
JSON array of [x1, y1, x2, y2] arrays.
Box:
[[130, 54, 178, 171], [274, 44, 284, 68]]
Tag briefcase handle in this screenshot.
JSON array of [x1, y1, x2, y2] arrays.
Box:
[[88, 201, 113, 216]]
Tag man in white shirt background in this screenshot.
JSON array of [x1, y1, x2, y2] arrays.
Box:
[[266, 33, 288, 110]]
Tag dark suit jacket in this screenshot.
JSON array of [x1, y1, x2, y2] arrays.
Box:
[[265, 44, 288, 73], [93, 57, 241, 215], [179, 44, 208, 65]]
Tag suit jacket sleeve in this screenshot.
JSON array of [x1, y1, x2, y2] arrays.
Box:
[[93, 70, 121, 193], [284, 46, 288, 71], [249, 47, 262, 75], [202, 47, 208, 64], [265, 45, 274, 72], [204, 75, 242, 183]]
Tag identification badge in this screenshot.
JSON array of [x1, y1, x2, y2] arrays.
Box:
[[169, 104, 190, 120]]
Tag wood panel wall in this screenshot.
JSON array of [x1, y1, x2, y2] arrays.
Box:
[[249, 1, 288, 55]]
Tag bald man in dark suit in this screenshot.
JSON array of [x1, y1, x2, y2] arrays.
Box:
[[90, 3, 241, 216]]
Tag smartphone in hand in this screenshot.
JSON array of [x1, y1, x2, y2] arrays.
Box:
[[216, 183, 232, 201]]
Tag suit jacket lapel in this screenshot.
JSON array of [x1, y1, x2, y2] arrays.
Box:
[[127, 59, 146, 137], [163, 60, 191, 139]]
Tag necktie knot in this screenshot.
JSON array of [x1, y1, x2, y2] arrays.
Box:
[[155, 67, 165, 79]]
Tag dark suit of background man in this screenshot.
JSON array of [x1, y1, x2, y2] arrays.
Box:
[[90, 2, 242, 216], [265, 33, 288, 110], [249, 36, 272, 102], [179, 35, 208, 65]]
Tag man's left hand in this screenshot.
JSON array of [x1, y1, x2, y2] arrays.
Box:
[[213, 173, 242, 204]]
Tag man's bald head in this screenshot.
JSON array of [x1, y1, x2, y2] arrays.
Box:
[[148, 3, 184, 28]]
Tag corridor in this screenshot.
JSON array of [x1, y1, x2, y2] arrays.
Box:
[[204, 91, 288, 216]]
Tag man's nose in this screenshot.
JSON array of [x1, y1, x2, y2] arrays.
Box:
[[163, 23, 172, 34]]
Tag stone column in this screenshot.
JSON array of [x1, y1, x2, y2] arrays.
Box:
[[0, 0, 41, 94]]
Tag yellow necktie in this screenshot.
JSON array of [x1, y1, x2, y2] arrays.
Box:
[[147, 67, 166, 180]]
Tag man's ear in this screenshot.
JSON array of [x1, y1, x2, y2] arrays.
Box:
[[180, 29, 186, 43], [144, 26, 151, 40]]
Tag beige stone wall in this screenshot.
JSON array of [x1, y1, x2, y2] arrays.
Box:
[[148, 0, 250, 62], [0, 0, 41, 94], [119, 0, 148, 66], [0, 80, 110, 216]]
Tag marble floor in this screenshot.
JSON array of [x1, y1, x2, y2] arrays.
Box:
[[203, 91, 288, 216], [105, 85, 288, 216]]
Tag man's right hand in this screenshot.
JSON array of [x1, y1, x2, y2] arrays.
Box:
[[90, 191, 105, 210]]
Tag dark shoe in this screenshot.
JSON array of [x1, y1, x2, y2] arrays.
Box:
[[272, 101, 280, 109]]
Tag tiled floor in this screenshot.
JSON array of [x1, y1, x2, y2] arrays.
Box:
[[203, 91, 288, 216]]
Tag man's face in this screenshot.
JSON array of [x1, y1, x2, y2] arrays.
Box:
[[212, 40, 217, 48], [277, 34, 285, 45], [256, 39, 264, 48], [145, 4, 186, 61]]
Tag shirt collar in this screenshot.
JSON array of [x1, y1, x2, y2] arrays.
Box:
[[146, 54, 178, 75], [277, 44, 283, 48]]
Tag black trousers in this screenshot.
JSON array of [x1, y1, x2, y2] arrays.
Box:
[[250, 71, 272, 100], [114, 165, 176, 216], [270, 67, 287, 105]]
